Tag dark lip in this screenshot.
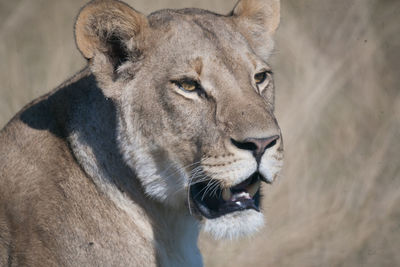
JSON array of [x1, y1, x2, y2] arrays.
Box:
[[190, 172, 265, 219]]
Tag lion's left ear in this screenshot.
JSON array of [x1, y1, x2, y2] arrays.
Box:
[[231, 0, 280, 60]]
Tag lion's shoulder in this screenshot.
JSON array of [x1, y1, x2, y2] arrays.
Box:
[[0, 68, 94, 205]]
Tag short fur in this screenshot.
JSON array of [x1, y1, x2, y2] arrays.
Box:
[[0, 0, 283, 266]]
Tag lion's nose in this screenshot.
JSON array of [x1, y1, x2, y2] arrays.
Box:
[[231, 135, 279, 163]]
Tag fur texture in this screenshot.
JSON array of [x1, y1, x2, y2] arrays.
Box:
[[203, 210, 265, 240], [0, 0, 282, 266]]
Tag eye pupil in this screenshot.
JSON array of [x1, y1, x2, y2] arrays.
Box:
[[173, 80, 199, 92], [183, 83, 196, 91], [254, 71, 268, 84]]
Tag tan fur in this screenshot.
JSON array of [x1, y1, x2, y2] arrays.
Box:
[[232, 0, 280, 34], [75, 0, 148, 59], [0, 0, 282, 266]]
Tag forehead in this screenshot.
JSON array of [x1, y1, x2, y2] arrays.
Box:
[[147, 9, 255, 65]]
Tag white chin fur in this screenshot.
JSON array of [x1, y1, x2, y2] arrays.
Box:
[[203, 210, 264, 240]]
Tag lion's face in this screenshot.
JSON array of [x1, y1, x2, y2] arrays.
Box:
[[75, 0, 282, 239]]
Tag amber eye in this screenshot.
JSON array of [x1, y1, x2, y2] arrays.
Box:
[[173, 80, 199, 92], [254, 71, 269, 85]]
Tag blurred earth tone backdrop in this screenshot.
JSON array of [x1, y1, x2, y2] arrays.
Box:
[[0, 0, 399, 266]]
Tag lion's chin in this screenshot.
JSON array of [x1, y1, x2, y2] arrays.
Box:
[[203, 210, 264, 240]]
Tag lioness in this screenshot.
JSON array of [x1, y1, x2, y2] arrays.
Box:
[[0, 0, 283, 266]]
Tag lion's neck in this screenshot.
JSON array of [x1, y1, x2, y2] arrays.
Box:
[[65, 80, 202, 266], [154, 208, 202, 266]]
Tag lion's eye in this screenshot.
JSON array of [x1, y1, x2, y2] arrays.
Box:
[[254, 71, 269, 85], [173, 80, 199, 92], [181, 82, 196, 91]]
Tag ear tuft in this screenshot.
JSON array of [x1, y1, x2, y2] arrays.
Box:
[[75, 0, 148, 60], [232, 0, 280, 35]]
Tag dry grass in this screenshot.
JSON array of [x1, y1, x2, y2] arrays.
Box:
[[1, 0, 399, 266]]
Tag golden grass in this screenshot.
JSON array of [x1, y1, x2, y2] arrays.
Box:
[[1, 0, 399, 266]]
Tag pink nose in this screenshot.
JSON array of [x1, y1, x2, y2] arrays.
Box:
[[231, 135, 279, 163]]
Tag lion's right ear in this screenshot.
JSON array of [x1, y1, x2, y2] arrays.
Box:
[[75, 0, 148, 84], [231, 0, 280, 60]]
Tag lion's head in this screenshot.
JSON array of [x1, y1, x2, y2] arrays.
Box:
[[75, 0, 283, 239]]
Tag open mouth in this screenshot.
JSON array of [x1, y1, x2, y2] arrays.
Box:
[[190, 172, 266, 219]]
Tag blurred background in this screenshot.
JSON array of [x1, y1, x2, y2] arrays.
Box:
[[1, 0, 399, 266]]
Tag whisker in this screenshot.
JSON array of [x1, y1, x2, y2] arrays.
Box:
[[201, 179, 219, 201], [210, 181, 222, 198], [161, 160, 203, 181]]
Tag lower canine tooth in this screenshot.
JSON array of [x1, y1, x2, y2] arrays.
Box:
[[247, 180, 261, 197], [222, 188, 232, 201]]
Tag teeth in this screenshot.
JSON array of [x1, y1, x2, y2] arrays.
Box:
[[221, 180, 260, 202], [246, 180, 260, 197], [222, 188, 232, 201], [232, 192, 251, 201]]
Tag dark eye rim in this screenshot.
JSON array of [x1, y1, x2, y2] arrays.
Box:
[[254, 70, 273, 85]]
